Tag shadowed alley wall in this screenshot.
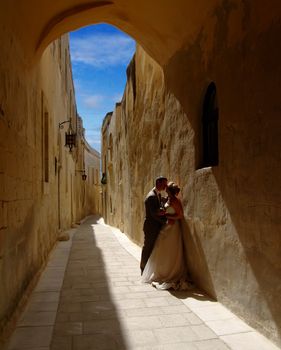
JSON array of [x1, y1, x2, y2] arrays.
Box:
[[0, 33, 100, 342], [101, 3, 281, 344], [0, 0, 281, 347]]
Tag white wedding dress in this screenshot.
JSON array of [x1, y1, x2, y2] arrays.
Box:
[[141, 205, 190, 290]]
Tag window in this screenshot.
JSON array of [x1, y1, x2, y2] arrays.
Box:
[[202, 82, 219, 167]]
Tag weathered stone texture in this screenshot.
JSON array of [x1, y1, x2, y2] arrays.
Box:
[[1, 0, 281, 348], [102, 3, 281, 345], [0, 31, 100, 342]]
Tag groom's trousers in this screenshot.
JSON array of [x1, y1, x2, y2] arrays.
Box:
[[140, 230, 159, 273]]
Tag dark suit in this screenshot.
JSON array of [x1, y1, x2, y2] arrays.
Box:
[[140, 188, 166, 272]]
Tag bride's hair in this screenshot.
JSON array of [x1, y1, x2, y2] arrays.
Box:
[[167, 182, 180, 196]]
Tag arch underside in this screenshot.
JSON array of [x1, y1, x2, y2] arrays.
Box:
[[3, 0, 212, 66]]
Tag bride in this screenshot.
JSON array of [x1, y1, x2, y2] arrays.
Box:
[[141, 181, 191, 290]]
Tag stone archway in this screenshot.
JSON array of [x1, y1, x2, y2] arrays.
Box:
[[2, 0, 214, 67], [1, 1, 281, 347]]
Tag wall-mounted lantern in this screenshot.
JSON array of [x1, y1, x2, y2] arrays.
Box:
[[76, 170, 87, 181], [59, 119, 76, 152]]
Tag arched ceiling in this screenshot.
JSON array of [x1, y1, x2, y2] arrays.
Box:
[[1, 0, 214, 66]]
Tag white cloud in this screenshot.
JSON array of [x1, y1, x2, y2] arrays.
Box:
[[70, 33, 135, 68], [87, 137, 101, 146], [112, 92, 123, 103], [80, 92, 123, 110], [83, 94, 104, 108], [85, 128, 101, 151]]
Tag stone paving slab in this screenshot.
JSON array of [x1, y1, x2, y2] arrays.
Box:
[[4, 216, 281, 350]]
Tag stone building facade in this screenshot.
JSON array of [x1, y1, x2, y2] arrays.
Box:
[[101, 43, 281, 346], [75, 116, 101, 219], [1, 0, 281, 347], [0, 34, 100, 340], [84, 138, 102, 216]]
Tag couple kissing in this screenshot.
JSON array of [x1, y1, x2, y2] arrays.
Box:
[[140, 176, 191, 291]]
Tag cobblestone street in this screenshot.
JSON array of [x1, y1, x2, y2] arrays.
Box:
[[4, 216, 280, 350]]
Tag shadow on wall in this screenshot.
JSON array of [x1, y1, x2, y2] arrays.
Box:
[[181, 219, 217, 300], [213, 166, 281, 343], [212, 19, 281, 344], [163, 11, 281, 345]]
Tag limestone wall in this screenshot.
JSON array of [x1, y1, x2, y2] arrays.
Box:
[[162, 2, 281, 345], [101, 5, 281, 344], [84, 141, 102, 216], [0, 30, 100, 340], [1, 0, 280, 346], [74, 117, 101, 221]]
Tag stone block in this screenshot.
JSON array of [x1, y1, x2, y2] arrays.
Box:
[[221, 332, 281, 350], [6, 326, 53, 349]]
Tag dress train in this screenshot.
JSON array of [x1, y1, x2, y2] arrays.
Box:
[[141, 215, 191, 290]]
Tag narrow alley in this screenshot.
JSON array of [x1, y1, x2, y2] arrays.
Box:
[[4, 216, 279, 350]]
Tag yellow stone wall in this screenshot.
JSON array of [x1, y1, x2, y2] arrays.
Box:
[[84, 141, 102, 216], [102, 31, 281, 347], [1, 0, 281, 347], [162, 2, 281, 345], [0, 32, 100, 339], [74, 117, 101, 221]]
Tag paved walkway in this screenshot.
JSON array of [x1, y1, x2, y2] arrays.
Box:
[[4, 216, 280, 350]]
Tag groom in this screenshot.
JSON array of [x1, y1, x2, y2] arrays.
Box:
[[140, 176, 168, 275]]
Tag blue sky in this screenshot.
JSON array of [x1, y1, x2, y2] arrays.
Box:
[[69, 24, 136, 152]]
